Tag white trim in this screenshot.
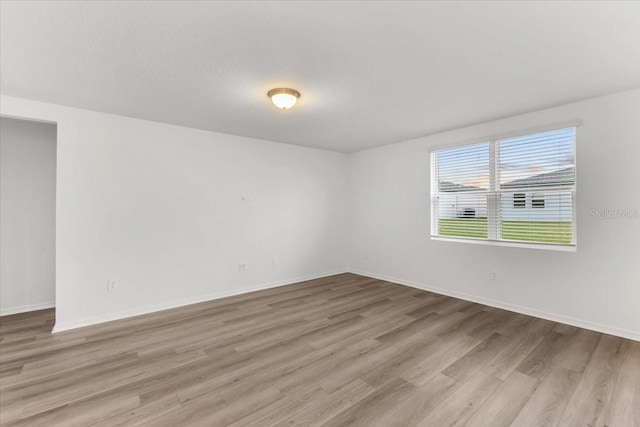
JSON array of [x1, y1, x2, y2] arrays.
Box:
[[430, 151, 439, 236], [0, 113, 58, 126], [427, 120, 583, 153], [572, 128, 578, 247], [52, 270, 347, 333], [0, 301, 55, 316], [430, 236, 577, 252], [350, 270, 639, 342], [488, 142, 499, 239]]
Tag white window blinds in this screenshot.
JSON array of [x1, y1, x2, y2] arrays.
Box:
[[430, 127, 576, 249]]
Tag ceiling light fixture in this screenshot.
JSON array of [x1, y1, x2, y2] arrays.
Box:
[[268, 88, 300, 110]]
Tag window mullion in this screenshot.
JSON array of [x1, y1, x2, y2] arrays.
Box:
[[430, 151, 439, 236], [488, 141, 500, 240]]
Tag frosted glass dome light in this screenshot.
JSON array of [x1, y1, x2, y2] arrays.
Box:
[[268, 88, 300, 110]]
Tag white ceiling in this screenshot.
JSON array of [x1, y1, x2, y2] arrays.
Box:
[[1, 1, 639, 153]]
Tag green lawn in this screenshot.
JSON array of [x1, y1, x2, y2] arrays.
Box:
[[439, 218, 488, 239], [439, 218, 572, 244]]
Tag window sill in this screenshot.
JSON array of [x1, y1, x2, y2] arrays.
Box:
[[431, 236, 576, 252]]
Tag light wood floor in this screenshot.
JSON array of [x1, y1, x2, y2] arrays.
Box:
[[1, 273, 638, 426]]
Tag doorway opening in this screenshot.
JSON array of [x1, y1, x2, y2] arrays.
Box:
[[1, 116, 57, 329]]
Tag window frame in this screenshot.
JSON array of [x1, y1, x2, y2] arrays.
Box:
[[429, 122, 579, 251]]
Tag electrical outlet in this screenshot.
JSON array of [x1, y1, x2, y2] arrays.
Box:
[[238, 263, 247, 272], [107, 280, 118, 292], [490, 270, 499, 281]]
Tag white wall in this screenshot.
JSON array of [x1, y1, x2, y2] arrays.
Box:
[[348, 89, 640, 340], [2, 89, 639, 340], [1, 117, 57, 315], [1, 96, 348, 331]]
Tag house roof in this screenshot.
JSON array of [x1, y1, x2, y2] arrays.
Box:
[[440, 166, 575, 192], [439, 181, 484, 192], [501, 167, 575, 189]]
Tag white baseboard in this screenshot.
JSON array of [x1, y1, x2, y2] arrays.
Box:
[[350, 270, 640, 342], [0, 301, 55, 316], [52, 270, 348, 333]]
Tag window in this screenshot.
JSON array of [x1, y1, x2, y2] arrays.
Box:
[[532, 194, 545, 209], [430, 127, 576, 249]]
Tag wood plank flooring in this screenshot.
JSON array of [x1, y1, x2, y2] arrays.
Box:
[[1, 273, 638, 426]]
